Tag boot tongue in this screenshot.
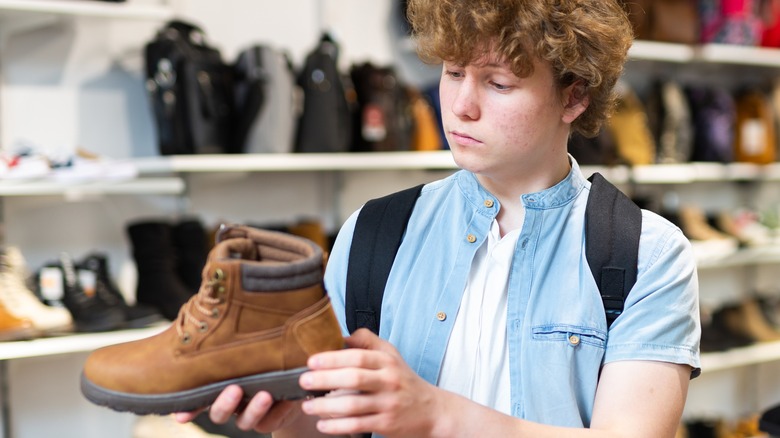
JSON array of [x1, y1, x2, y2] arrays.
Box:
[[212, 238, 258, 261]]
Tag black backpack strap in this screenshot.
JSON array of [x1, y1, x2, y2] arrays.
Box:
[[345, 184, 424, 334], [586, 172, 642, 329]]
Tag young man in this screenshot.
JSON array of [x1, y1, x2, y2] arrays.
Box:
[[178, 0, 701, 436]]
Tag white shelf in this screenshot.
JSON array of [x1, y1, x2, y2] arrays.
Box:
[[629, 40, 697, 63], [0, 323, 168, 361], [0, 0, 173, 20], [134, 151, 461, 173], [629, 162, 780, 184], [697, 246, 780, 270], [630, 40, 780, 67], [0, 177, 185, 198], [0, 152, 759, 196], [133, 151, 633, 184], [132, 152, 780, 185], [701, 340, 780, 373]]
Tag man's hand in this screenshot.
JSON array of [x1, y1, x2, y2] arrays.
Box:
[[299, 328, 445, 437], [174, 386, 302, 433]]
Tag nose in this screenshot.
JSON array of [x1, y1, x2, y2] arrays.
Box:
[[450, 78, 480, 120]]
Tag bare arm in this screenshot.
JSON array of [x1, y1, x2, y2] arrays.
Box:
[[178, 330, 690, 437], [300, 330, 691, 438]]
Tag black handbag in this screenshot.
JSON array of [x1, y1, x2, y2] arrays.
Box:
[[294, 33, 353, 153], [145, 20, 236, 155]]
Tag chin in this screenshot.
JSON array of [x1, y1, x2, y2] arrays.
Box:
[[450, 152, 484, 174]]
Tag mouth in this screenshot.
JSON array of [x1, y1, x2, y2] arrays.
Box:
[[449, 130, 482, 146]]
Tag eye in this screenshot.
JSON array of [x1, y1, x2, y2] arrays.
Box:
[[491, 81, 510, 91], [444, 69, 464, 79]]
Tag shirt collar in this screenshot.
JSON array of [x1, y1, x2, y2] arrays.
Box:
[[456, 155, 588, 212]]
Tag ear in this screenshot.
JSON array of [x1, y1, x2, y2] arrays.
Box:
[[561, 81, 590, 124]]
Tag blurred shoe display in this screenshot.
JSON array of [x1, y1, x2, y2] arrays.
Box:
[[0, 301, 38, 342], [77, 253, 164, 329], [35, 253, 126, 333], [0, 246, 73, 335]]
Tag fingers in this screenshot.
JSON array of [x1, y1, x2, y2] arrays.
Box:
[[208, 384, 246, 424], [173, 408, 204, 424], [344, 328, 395, 353], [308, 330, 398, 372], [302, 389, 377, 418]]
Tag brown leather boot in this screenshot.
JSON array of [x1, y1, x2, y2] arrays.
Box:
[[0, 301, 38, 342], [80, 225, 344, 415]]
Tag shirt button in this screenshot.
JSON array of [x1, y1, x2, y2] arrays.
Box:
[[484, 199, 494, 208], [436, 312, 447, 321], [466, 234, 477, 243], [568, 335, 580, 346]]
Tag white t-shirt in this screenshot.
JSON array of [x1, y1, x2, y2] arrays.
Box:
[[438, 215, 523, 415]]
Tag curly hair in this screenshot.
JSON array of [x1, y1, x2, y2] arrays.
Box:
[[406, 0, 634, 137]]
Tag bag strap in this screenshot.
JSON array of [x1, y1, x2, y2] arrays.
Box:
[[345, 184, 423, 334], [585, 172, 642, 328]]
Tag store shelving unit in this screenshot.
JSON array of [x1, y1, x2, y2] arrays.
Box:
[[0, 0, 779, 426], [0, 324, 167, 361], [0, 0, 173, 20], [630, 39, 780, 67]]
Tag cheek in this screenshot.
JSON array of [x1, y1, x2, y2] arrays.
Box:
[[491, 107, 532, 145]]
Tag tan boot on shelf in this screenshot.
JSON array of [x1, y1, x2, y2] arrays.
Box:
[[80, 225, 344, 415], [0, 246, 74, 335], [0, 301, 38, 342], [678, 205, 738, 260], [717, 298, 780, 343]]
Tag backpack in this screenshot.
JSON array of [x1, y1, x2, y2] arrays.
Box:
[[685, 85, 736, 163], [294, 33, 353, 153], [348, 62, 414, 152], [733, 88, 776, 164], [345, 172, 642, 335], [233, 45, 298, 154], [144, 20, 236, 155], [645, 79, 694, 164]]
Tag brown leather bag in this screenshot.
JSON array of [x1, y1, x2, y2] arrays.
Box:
[[734, 89, 776, 164], [620, 0, 699, 43], [619, 0, 653, 40], [650, 0, 700, 44]]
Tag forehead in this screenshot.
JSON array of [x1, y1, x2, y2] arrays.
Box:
[[452, 51, 553, 82]]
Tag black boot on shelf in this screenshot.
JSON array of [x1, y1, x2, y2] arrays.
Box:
[[712, 297, 780, 344], [127, 220, 195, 320], [760, 403, 780, 437], [700, 308, 753, 353], [77, 252, 164, 329], [35, 253, 126, 333], [170, 218, 210, 293]]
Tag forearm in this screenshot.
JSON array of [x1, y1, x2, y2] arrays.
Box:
[[432, 362, 688, 438], [433, 395, 628, 438]]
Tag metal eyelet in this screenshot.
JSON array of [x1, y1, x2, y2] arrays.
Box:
[[181, 333, 192, 344], [213, 268, 225, 281], [198, 321, 209, 333], [211, 308, 220, 318]]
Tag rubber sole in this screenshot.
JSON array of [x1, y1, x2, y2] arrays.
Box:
[[80, 367, 323, 415]]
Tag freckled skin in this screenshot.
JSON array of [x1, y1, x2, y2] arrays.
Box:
[[439, 58, 572, 197]]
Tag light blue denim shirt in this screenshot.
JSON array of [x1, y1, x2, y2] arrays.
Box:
[[324, 159, 701, 428]]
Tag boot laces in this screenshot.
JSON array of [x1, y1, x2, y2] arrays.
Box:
[[176, 268, 224, 343]]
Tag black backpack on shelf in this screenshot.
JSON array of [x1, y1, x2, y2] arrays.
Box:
[[294, 33, 353, 153], [348, 62, 414, 152], [233, 45, 298, 154], [144, 20, 236, 155]]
